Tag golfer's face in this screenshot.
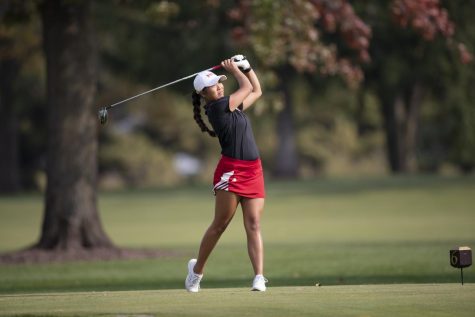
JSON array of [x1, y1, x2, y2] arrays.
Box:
[[204, 83, 224, 101]]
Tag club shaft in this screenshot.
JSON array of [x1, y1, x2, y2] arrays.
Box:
[[104, 65, 222, 110]]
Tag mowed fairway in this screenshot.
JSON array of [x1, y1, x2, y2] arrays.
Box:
[[0, 176, 474, 316], [1, 285, 475, 317]]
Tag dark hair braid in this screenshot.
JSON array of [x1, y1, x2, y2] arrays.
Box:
[[192, 91, 216, 137]]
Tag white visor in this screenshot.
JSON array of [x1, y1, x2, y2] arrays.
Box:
[[193, 70, 227, 93]]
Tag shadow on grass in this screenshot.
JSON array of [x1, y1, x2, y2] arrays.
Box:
[[202, 273, 469, 289], [266, 175, 475, 198], [0, 272, 469, 295], [94, 175, 475, 199]]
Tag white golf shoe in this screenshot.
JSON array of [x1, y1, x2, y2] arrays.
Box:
[[185, 259, 203, 292], [251, 275, 268, 291]]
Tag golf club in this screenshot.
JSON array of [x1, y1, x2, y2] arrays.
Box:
[[98, 64, 223, 125]]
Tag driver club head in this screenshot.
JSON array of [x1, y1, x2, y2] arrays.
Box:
[[98, 108, 108, 125]]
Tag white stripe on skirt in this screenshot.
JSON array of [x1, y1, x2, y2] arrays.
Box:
[[213, 170, 235, 194]]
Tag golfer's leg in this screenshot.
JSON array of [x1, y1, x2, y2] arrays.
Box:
[[241, 197, 265, 275], [194, 190, 240, 274]]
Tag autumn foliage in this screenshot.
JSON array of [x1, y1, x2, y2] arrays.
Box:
[[230, 0, 471, 84], [391, 0, 454, 40], [229, 0, 371, 85]]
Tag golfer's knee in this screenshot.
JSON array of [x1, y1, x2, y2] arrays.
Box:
[[209, 222, 229, 236], [245, 218, 260, 232]]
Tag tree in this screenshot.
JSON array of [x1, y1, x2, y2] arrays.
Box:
[[93, 1, 237, 186], [229, 0, 371, 177], [0, 40, 21, 193], [429, 0, 475, 172], [231, 0, 470, 174], [359, 0, 471, 172], [36, 0, 112, 250], [0, 1, 38, 193]]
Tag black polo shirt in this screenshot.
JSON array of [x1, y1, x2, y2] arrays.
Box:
[[204, 96, 259, 161]]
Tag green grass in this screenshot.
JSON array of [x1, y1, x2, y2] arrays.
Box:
[[1, 285, 474, 317], [0, 175, 474, 316]]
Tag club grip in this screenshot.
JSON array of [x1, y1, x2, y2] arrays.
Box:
[[210, 65, 223, 70]]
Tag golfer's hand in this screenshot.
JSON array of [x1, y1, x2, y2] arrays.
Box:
[[221, 59, 241, 74], [231, 54, 251, 72]]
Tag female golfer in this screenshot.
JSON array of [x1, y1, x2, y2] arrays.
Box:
[[185, 56, 267, 292]]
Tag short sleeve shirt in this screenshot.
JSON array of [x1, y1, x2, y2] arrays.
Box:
[[204, 96, 259, 161]]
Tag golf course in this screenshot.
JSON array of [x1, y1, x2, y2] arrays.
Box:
[[0, 175, 474, 316]]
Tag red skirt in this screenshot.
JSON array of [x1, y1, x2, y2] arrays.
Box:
[[213, 155, 265, 198]]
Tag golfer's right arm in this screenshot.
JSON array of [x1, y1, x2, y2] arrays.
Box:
[[242, 69, 262, 110]]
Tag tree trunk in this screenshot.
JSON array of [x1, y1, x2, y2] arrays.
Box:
[[37, 0, 113, 250], [405, 83, 424, 171], [0, 58, 21, 193], [273, 68, 299, 178], [379, 83, 424, 173]]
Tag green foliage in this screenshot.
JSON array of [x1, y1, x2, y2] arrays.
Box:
[[445, 80, 475, 170], [2, 0, 475, 190], [95, 0, 233, 87], [441, 0, 475, 170], [93, 0, 240, 187], [240, 0, 290, 67], [354, 0, 475, 173], [0, 2, 46, 189], [292, 78, 386, 176], [411, 1, 475, 172], [99, 132, 179, 188], [145, 0, 180, 25]]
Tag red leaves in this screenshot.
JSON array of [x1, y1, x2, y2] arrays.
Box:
[[316, 0, 372, 62], [458, 43, 473, 65], [229, 0, 371, 86], [306, 0, 374, 68], [229, 0, 471, 85], [391, 0, 471, 64], [391, 0, 454, 40]]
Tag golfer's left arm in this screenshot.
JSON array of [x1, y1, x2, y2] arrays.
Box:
[[242, 69, 262, 110]]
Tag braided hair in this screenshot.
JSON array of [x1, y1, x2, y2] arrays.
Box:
[[192, 91, 216, 137]]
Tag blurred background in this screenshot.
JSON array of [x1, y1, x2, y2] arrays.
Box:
[[0, 1, 474, 297], [1, 0, 474, 194]]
